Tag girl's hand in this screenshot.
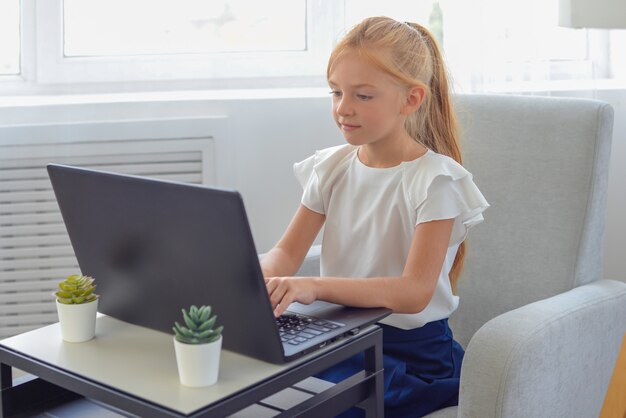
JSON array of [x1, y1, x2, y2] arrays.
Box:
[[265, 276, 318, 317]]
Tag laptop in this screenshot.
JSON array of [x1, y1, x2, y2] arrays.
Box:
[[47, 164, 391, 364]]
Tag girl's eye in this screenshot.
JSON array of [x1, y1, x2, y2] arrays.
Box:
[[357, 94, 373, 101], [329, 90, 342, 97]]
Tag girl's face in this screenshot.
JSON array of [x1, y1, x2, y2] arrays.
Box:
[[328, 52, 410, 148]]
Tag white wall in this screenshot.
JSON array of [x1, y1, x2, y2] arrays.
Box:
[[0, 89, 623, 281]]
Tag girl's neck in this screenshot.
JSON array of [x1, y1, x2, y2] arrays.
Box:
[[357, 135, 428, 168]]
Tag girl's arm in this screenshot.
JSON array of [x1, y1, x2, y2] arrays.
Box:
[[266, 218, 454, 317], [260, 204, 325, 278]]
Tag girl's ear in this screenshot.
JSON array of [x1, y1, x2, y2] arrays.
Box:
[[401, 85, 426, 115]]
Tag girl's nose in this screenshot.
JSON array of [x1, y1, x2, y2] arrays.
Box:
[[336, 97, 354, 116]]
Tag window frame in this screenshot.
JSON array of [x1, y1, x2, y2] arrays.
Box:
[[1, 0, 34, 85], [2, 0, 342, 90], [36, 0, 342, 85]]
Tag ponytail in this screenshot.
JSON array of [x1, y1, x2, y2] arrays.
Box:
[[406, 23, 466, 292], [405, 23, 462, 165]]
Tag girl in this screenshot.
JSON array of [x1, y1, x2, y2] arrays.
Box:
[[261, 17, 489, 417]]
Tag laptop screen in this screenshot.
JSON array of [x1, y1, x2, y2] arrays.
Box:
[[48, 164, 286, 363]]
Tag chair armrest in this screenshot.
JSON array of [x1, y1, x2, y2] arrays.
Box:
[[458, 279, 626, 418], [295, 245, 321, 277]]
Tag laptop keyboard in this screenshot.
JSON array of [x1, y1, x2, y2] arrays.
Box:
[[276, 313, 344, 345]]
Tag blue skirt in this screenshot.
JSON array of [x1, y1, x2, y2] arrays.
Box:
[[315, 319, 464, 418]]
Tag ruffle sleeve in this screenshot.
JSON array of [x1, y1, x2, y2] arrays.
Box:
[[410, 154, 489, 247], [293, 144, 355, 215]]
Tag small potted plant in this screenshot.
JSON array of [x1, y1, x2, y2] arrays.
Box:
[[54, 274, 99, 342], [173, 305, 224, 387]]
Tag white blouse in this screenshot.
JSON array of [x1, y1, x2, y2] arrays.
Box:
[[293, 144, 489, 329]]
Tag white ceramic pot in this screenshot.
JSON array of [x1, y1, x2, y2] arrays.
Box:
[[174, 335, 222, 387], [55, 298, 98, 342]]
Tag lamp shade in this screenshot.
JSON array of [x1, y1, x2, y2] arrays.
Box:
[[559, 0, 626, 28]]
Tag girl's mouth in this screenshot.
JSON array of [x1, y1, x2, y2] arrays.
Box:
[[341, 123, 360, 131]]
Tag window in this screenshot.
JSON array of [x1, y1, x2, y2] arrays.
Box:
[[63, 0, 306, 56], [610, 31, 626, 79], [344, 0, 596, 92], [442, 0, 594, 91], [27, 0, 340, 85], [0, 0, 20, 76], [344, 0, 446, 45]]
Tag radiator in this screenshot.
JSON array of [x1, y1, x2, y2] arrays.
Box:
[[0, 118, 219, 339]]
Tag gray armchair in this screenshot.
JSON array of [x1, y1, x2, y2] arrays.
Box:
[[297, 94, 626, 418]]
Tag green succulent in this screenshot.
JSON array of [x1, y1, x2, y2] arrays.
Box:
[[55, 274, 98, 305], [173, 305, 223, 344]]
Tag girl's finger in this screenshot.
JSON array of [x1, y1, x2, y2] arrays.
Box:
[[269, 282, 287, 310], [275, 291, 295, 317], [274, 298, 288, 317]]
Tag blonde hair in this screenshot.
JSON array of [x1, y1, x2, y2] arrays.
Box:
[[328, 17, 466, 291]]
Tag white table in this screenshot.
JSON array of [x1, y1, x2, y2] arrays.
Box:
[[0, 315, 384, 417]]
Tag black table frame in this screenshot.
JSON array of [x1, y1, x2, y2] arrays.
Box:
[[0, 326, 384, 417]]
